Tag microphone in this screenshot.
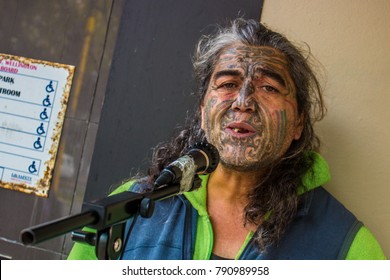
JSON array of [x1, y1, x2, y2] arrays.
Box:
[[154, 142, 219, 192]]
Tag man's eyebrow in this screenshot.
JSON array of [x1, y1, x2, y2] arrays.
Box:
[[213, 69, 243, 81], [256, 68, 286, 87]]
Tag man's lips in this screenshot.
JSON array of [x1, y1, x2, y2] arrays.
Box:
[[225, 122, 257, 137]]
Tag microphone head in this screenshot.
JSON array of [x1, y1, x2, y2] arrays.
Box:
[[189, 142, 219, 174], [154, 142, 220, 189]]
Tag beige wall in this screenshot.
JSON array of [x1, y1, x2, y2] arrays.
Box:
[[262, 0, 390, 257]]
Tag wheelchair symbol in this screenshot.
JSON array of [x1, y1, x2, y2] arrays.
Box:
[[28, 161, 37, 174], [46, 81, 55, 93], [42, 95, 51, 107], [33, 137, 43, 149], [40, 108, 48, 120], [36, 123, 45, 135]]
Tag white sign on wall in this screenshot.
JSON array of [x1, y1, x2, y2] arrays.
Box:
[[0, 53, 74, 197]]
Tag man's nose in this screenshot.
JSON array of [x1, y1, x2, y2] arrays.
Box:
[[231, 82, 255, 112]]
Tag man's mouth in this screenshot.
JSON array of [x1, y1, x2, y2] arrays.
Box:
[[231, 127, 250, 133], [225, 122, 257, 137]]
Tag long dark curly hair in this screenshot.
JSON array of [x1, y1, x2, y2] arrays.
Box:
[[144, 18, 326, 249]]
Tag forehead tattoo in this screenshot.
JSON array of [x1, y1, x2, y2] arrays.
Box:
[[215, 45, 295, 94]]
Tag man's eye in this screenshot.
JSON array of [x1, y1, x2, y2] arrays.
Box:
[[216, 82, 239, 92], [221, 83, 237, 89], [262, 85, 279, 93]]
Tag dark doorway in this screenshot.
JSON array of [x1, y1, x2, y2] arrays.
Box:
[[85, 0, 264, 201]]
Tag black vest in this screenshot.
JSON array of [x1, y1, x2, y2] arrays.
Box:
[[121, 186, 361, 259]]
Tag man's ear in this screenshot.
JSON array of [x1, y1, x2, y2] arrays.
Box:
[[293, 113, 304, 140]]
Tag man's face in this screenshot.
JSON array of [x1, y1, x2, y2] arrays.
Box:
[[201, 44, 303, 172]]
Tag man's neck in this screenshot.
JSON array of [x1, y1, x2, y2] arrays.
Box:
[[207, 164, 264, 204], [206, 164, 262, 259]]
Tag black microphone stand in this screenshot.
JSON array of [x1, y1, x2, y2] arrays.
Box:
[[20, 179, 199, 260]]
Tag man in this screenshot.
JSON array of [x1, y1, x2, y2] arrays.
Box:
[[68, 18, 385, 260]]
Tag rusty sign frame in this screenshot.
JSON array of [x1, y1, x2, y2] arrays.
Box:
[[0, 53, 74, 197]]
